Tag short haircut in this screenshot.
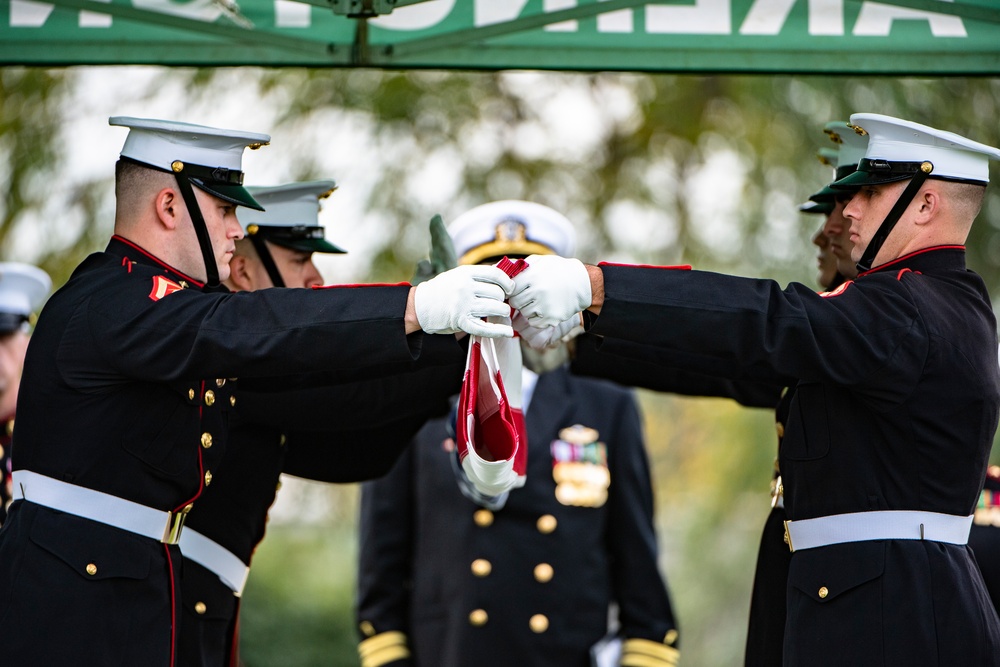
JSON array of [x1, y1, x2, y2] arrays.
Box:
[[114, 159, 175, 222], [939, 180, 987, 223]]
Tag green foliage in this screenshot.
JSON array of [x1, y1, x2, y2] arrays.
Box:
[[240, 524, 361, 667]]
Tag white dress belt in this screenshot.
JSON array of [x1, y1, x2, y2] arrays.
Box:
[[784, 510, 973, 553], [11, 469, 189, 544], [178, 528, 251, 597]]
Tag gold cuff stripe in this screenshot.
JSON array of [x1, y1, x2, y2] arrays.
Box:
[[358, 631, 408, 657], [620, 655, 680, 667], [359, 644, 411, 667], [622, 638, 681, 664]]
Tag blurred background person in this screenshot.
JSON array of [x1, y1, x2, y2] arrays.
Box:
[[355, 200, 680, 667], [0, 263, 51, 526]]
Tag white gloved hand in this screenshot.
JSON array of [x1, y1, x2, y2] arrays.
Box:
[[508, 255, 592, 328], [512, 311, 584, 350], [414, 265, 515, 338]]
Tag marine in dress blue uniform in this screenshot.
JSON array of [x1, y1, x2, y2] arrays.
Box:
[[510, 114, 1000, 666], [0, 118, 515, 666], [0, 263, 50, 527], [355, 201, 680, 667], [176, 181, 469, 667], [571, 123, 869, 667]]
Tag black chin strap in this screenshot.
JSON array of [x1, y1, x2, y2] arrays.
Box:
[[855, 163, 933, 274], [247, 234, 286, 288], [173, 172, 221, 288]]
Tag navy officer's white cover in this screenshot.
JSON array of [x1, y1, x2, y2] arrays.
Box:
[[109, 116, 270, 211], [833, 113, 1000, 188], [0, 263, 51, 332], [242, 181, 345, 254], [449, 200, 576, 266]]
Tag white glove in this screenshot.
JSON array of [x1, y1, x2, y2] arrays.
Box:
[[512, 311, 584, 350], [414, 265, 515, 338], [508, 255, 592, 328]]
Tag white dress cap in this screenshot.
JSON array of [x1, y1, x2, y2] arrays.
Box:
[[838, 113, 1000, 186], [824, 121, 870, 173], [110, 116, 270, 173], [110, 116, 271, 211], [448, 200, 577, 265], [0, 263, 52, 330], [241, 181, 345, 253]]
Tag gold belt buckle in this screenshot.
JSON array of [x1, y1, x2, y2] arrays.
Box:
[[162, 503, 193, 544], [783, 519, 794, 553]]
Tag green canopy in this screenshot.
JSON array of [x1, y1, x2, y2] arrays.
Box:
[[1, 0, 998, 73]]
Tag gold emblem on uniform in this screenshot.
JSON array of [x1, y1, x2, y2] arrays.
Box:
[[551, 425, 610, 508]]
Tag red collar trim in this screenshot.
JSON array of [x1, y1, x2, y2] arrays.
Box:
[[858, 245, 965, 278], [111, 235, 205, 288]]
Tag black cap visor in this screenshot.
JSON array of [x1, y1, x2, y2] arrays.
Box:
[[191, 179, 264, 211], [0, 312, 28, 334], [830, 158, 932, 190], [254, 226, 346, 254], [799, 200, 833, 215]]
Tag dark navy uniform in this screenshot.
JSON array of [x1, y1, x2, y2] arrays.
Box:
[[178, 353, 467, 667], [970, 466, 1000, 613], [572, 333, 790, 666], [580, 250, 1000, 665], [356, 365, 679, 667], [0, 236, 439, 666]]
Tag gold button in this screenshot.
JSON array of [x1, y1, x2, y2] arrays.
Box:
[[471, 559, 492, 577], [216, 378, 226, 388], [230, 395, 236, 407], [188, 388, 195, 400], [473, 509, 494, 527], [529, 614, 549, 633], [204, 471, 213, 486], [279, 434, 287, 447], [195, 601, 207, 615], [0, 444, 4, 459], [359, 621, 375, 637], [469, 609, 488, 626], [178, 281, 189, 290], [533, 563, 553, 583], [818, 586, 829, 599], [665, 629, 679, 645], [85, 563, 97, 575], [204, 390, 215, 407], [200, 432, 213, 449], [536, 515, 557, 534], [775, 422, 785, 438]]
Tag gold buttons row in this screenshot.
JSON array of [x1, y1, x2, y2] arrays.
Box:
[[188, 385, 235, 406], [473, 511, 558, 535], [467, 610, 549, 633]]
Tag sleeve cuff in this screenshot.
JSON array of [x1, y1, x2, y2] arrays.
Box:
[[358, 630, 411, 667], [620, 637, 680, 667]]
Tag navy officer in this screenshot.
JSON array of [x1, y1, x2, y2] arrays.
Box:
[[356, 200, 680, 667]]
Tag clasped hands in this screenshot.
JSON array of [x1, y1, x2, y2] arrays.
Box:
[[412, 255, 594, 344]]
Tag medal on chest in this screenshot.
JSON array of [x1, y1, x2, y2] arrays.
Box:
[[551, 425, 610, 508]]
